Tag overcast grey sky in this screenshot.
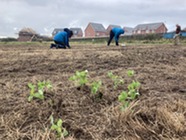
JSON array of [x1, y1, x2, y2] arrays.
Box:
[[0, 0, 186, 37]]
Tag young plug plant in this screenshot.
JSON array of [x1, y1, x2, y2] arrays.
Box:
[[107, 72, 124, 89], [90, 80, 103, 99], [69, 70, 88, 87], [118, 91, 129, 110], [118, 81, 140, 110], [28, 80, 52, 102], [118, 70, 141, 110], [127, 70, 140, 99], [91, 81, 102, 95], [50, 115, 68, 138], [127, 80, 140, 99], [127, 70, 135, 77]]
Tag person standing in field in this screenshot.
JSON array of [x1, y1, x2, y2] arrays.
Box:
[[50, 28, 73, 49], [174, 24, 181, 46], [107, 27, 125, 46]]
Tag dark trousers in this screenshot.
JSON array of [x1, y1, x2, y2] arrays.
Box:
[[107, 31, 119, 46], [54, 41, 66, 49]]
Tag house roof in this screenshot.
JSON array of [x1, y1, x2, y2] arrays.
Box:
[[89, 22, 106, 32], [52, 28, 64, 35], [19, 28, 37, 35], [107, 24, 121, 29], [134, 22, 165, 30], [123, 27, 133, 32], [70, 28, 83, 35]]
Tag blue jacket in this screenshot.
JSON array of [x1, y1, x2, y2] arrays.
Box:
[[53, 31, 70, 48], [112, 28, 124, 42]]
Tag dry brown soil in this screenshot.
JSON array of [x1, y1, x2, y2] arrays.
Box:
[[0, 43, 186, 140]]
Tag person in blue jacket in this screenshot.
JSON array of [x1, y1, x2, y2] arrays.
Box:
[[50, 28, 73, 49], [107, 27, 124, 46]]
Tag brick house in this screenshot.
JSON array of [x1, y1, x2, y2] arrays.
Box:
[[85, 22, 107, 37], [133, 22, 167, 35], [70, 28, 83, 38], [123, 27, 133, 36], [106, 25, 121, 35], [18, 28, 38, 42]]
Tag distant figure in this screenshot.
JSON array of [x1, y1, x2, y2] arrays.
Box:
[[174, 24, 181, 46], [107, 27, 124, 46], [50, 28, 73, 49]]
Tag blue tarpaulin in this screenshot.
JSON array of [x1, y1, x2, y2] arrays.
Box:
[[163, 31, 186, 39], [181, 31, 186, 37]]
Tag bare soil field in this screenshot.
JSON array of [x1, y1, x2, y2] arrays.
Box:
[[0, 43, 186, 140]]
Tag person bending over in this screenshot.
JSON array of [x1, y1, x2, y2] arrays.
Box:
[[107, 27, 124, 46]]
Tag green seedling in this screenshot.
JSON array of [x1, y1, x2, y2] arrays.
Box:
[[127, 70, 135, 77], [69, 70, 88, 87], [91, 81, 102, 95], [28, 80, 52, 102], [108, 72, 124, 89], [127, 81, 140, 99], [118, 91, 130, 110], [50, 115, 68, 138], [118, 80, 140, 110]]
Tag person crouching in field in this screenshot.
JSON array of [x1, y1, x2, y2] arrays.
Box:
[[50, 28, 73, 49], [107, 27, 125, 46], [173, 24, 181, 46]]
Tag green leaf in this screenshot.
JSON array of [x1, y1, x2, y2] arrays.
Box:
[[56, 127, 62, 134], [27, 80, 52, 102], [133, 81, 140, 89], [91, 81, 102, 94], [51, 124, 57, 130], [50, 117, 65, 138], [38, 89, 43, 95], [34, 93, 44, 99], [108, 72, 124, 89], [28, 83, 35, 89], [57, 119, 62, 127], [124, 101, 129, 108], [69, 70, 88, 86], [63, 129, 69, 137], [119, 79, 124, 84], [46, 83, 52, 89], [129, 90, 137, 99], [127, 70, 135, 77], [118, 91, 128, 102], [69, 75, 75, 81], [76, 71, 81, 77], [28, 95, 33, 102], [107, 72, 113, 78], [128, 81, 140, 90]]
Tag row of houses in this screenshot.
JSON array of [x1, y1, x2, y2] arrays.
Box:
[[52, 22, 168, 38], [17, 22, 186, 41]]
